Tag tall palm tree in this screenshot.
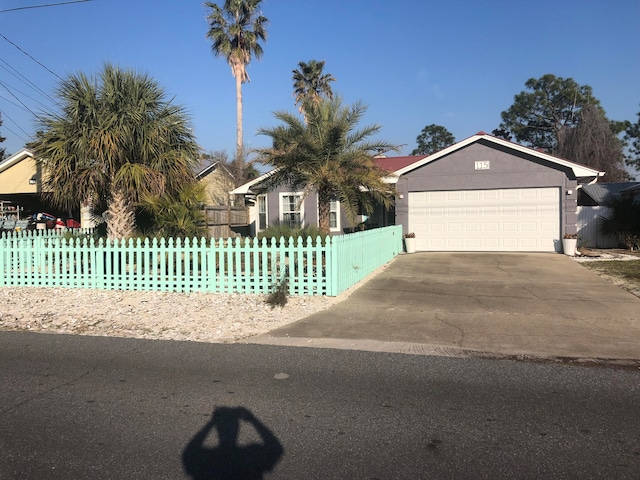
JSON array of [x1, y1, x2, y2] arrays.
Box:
[[32, 64, 199, 240], [205, 0, 268, 174], [0, 113, 7, 160], [257, 97, 399, 234], [292, 59, 335, 119]]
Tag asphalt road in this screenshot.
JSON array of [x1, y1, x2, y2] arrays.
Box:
[[1, 331, 639, 479]]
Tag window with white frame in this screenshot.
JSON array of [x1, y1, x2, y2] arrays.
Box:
[[257, 194, 268, 231], [329, 197, 340, 232], [280, 192, 303, 228]]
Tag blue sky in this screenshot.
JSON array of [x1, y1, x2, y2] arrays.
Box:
[[1, 0, 639, 164]]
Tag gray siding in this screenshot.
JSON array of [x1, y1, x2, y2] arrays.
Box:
[[395, 141, 578, 236], [264, 186, 318, 229], [258, 185, 355, 234]]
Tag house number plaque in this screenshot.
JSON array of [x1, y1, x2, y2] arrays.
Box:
[[474, 161, 490, 170]]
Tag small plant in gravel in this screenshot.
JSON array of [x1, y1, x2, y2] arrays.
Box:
[[266, 271, 289, 308]]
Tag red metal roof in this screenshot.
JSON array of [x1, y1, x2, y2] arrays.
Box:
[[374, 155, 426, 173]]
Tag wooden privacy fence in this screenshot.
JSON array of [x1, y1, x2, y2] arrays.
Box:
[[203, 206, 249, 238], [0, 226, 402, 296]]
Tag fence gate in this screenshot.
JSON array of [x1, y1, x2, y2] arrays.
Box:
[[577, 206, 619, 248]]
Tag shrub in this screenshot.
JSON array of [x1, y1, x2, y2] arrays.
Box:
[[138, 183, 208, 239]]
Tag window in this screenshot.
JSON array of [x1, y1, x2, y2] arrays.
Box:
[[329, 197, 340, 232], [257, 195, 267, 231], [280, 193, 303, 228]]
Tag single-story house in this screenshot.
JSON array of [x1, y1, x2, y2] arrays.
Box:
[[577, 181, 640, 248], [232, 132, 605, 252]]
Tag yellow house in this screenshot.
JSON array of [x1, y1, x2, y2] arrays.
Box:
[[0, 149, 239, 227], [0, 149, 55, 221], [195, 160, 236, 206], [0, 149, 42, 195]]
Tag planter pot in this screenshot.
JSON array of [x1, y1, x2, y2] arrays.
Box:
[[562, 238, 577, 256], [404, 237, 416, 254]]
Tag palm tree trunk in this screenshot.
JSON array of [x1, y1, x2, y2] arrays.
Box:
[[235, 72, 244, 179], [317, 188, 332, 235], [106, 189, 136, 240]]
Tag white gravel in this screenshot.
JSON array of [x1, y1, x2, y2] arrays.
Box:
[[572, 249, 639, 263], [2, 254, 637, 343], [0, 287, 342, 343]]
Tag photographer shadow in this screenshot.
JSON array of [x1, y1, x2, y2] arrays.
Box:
[[182, 406, 284, 480]]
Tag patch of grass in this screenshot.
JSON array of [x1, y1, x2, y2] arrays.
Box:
[[582, 260, 640, 290]]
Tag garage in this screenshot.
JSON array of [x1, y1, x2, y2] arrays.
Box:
[[391, 133, 604, 253], [408, 187, 560, 252]]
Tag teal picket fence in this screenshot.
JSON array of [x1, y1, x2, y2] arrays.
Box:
[[0, 226, 402, 296]]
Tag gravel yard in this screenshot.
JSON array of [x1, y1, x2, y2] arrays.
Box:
[[1, 251, 638, 344], [0, 287, 342, 343]]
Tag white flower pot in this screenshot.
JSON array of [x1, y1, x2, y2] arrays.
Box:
[[404, 237, 416, 254], [562, 238, 577, 256]]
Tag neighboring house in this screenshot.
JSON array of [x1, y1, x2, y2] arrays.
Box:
[[1, 150, 238, 227], [0, 148, 50, 218], [195, 160, 236, 206], [232, 132, 604, 252], [577, 182, 640, 248]]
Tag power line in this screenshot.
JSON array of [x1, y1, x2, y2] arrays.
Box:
[[0, 58, 59, 106], [0, 80, 40, 118], [0, 110, 31, 141], [0, 77, 58, 116], [0, 33, 63, 81], [0, 1, 92, 14]]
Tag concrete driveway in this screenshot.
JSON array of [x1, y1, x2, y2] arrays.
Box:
[[251, 253, 640, 362]]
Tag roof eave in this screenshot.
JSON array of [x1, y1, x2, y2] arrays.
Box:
[[0, 148, 35, 174], [230, 168, 280, 195], [392, 134, 604, 179]]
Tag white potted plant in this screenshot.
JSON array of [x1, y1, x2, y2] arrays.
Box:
[[404, 232, 416, 254], [562, 233, 578, 256]]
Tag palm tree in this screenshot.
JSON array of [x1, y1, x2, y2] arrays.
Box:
[[256, 97, 399, 234], [205, 0, 268, 175], [292, 59, 335, 118], [32, 64, 199, 240], [0, 113, 7, 160]]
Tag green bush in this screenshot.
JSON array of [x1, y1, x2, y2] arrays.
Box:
[[138, 183, 208, 239]]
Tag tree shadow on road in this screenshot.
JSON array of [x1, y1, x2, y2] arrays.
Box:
[[182, 406, 284, 480]]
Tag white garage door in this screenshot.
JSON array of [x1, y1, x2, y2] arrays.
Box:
[[408, 188, 560, 252]]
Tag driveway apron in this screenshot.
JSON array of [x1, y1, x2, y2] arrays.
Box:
[[258, 253, 640, 361]]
